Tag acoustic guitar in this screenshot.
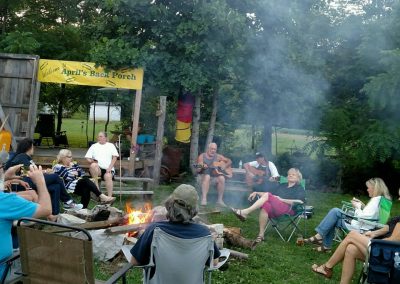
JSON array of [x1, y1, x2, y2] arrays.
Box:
[[193, 161, 233, 178], [245, 166, 278, 186]]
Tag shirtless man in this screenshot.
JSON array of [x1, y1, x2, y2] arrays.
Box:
[[196, 143, 231, 206]]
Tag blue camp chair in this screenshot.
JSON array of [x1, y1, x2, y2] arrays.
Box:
[[358, 239, 400, 284], [263, 176, 308, 242]]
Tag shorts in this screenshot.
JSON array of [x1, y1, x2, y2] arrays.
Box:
[[261, 192, 294, 218], [100, 168, 115, 181]]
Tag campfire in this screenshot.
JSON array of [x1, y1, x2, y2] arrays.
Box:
[[125, 202, 153, 237]]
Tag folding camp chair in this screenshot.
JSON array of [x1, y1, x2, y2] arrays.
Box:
[[263, 177, 307, 242], [4, 218, 132, 284], [334, 197, 393, 242], [109, 227, 230, 284], [358, 239, 400, 284]]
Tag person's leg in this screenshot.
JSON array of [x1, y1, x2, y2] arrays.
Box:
[[215, 175, 226, 205], [46, 183, 61, 215], [16, 190, 38, 202], [88, 163, 101, 188], [315, 208, 345, 249], [44, 173, 72, 203], [201, 174, 211, 205], [340, 244, 365, 284], [103, 172, 114, 197], [240, 193, 270, 217], [74, 180, 91, 208], [258, 209, 269, 239]]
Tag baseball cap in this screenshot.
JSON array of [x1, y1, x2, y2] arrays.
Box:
[[171, 184, 199, 209], [255, 152, 264, 158]]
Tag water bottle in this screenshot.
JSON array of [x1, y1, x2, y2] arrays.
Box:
[[238, 160, 243, 169], [0, 143, 8, 164], [394, 252, 400, 269]]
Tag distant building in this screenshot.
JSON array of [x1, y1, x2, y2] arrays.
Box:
[[90, 102, 121, 121]]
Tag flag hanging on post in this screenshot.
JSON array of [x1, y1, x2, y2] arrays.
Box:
[[175, 93, 194, 143]]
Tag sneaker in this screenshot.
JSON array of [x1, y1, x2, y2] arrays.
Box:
[[63, 201, 84, 210]]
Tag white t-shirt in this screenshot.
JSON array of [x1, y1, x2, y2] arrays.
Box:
[[247, 160, 279, 177], [85, 142, 119, 170]]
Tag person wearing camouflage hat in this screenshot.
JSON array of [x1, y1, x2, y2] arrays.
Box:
[[130, 184, 221, 268]]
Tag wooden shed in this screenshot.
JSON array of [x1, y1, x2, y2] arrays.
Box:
[[0, 53, 41, 150]]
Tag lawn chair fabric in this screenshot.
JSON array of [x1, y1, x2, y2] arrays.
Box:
[[144, 227, 214, 284]]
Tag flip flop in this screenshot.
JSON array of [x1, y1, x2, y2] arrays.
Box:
[[311, 264, 333, 279], [312, 246, 332, 253], [230, 208, 246, 222]]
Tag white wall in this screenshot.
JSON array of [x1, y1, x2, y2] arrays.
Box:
[[90, 103, 121, 121]]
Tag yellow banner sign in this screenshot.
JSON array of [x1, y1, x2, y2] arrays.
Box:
[[38, 59, 144, 89]]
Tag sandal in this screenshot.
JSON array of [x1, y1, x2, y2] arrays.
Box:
[[311, 264, 333, 279], [230, 208, 246, 222], [303, 236, 323, 245], [312, 246, 332, 253]]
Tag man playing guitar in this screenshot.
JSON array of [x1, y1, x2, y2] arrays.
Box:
[[243, 152, 280, 191], [196, 142, 232, 207]]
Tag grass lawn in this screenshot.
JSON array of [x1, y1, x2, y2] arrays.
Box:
[[93, 184, 400, 283]]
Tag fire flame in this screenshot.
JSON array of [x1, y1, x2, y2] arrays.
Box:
[[126, 202, 153, 225]]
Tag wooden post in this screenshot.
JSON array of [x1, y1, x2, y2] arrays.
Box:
[[128, 89, 142, 176], [152, 96, 166, 186]]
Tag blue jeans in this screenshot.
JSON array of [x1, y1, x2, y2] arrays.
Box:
[[315, 207, 346, 249]]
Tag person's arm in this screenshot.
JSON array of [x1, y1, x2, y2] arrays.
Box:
[[365, 224, 390, 239], [384, 223, 400, 241], [4, 164, 23, 180], [218, 154, 232, 167], [107, 156, 118, 173], [27, 165, 52, 218], [196, 154, 206, 173], [268, 162, 280, 178], [354, 197, 380, 220]]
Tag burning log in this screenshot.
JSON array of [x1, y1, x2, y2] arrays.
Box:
[[104, 222, 151, 235]]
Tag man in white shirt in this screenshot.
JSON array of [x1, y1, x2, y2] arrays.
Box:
[[85, 132, 119, 197], [243, 152, 279, 191]]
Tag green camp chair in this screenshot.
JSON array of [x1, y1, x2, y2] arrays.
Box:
[[334, 196, 393, 242], [263, 176, 308, 242]]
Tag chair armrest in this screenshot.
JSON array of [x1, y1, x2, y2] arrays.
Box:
[[104, 262, 134, 284], [211, 248, 230, 270]]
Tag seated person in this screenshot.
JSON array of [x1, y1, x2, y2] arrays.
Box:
[[311, 215, 400, 283], [85, 131, 119, 197], [53, 149, 115, 208], [196, 142, 232, 206], [4, 138, 82, 221], [231, 168, 305, 245], [0, 165, 52, 280], [244, 152, 280, 191], [299, 178, 392, 252], [130, 184, 221, 274]]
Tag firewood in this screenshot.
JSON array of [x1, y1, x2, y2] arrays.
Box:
[[223, 228, 254, 249], [45, 217, 124, 233], [228, 249, 249, 259], [104, 222, 151, 235]]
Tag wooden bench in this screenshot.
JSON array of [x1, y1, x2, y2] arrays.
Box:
[[112, 177, 154, 196]]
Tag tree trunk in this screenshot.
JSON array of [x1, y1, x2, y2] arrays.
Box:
[[56, 84, 65, 133], [204, 89, 218, 152], [263, 122, 273, 158], [190, 93, 201, 175]]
